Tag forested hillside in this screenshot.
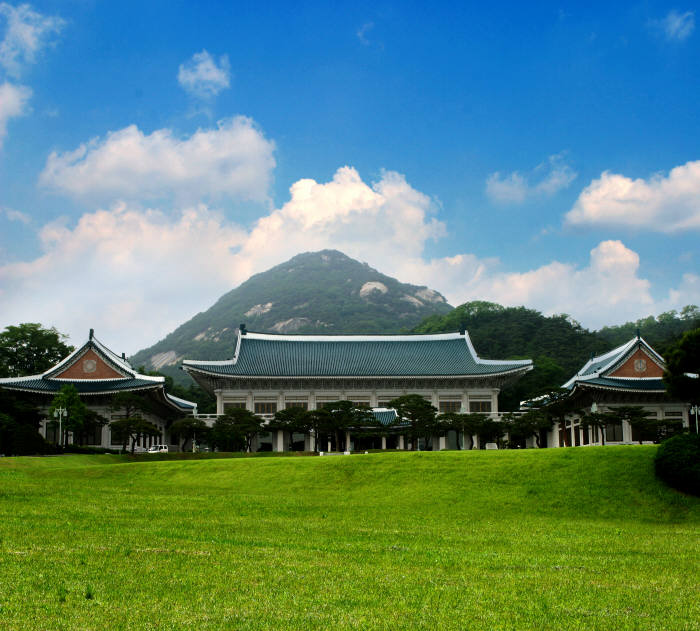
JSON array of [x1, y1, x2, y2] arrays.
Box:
[[413, 301, 700, 410], [131, 250, 452, 383]]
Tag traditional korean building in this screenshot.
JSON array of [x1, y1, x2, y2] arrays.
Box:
[[548, 334, 690, 447], [0, 330, 196, 449], [183, 325, 532, 450]]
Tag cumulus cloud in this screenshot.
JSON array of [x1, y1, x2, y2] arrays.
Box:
[[0, 2, 64, 77], [566, 160, 700, 232], [39, 116, 276, 204], [177, 50, 231, 99], [659, 10, 695, 41], [0, 80, 30, 147], [486, 153, 577, 204], [2, 166, 695, 352]]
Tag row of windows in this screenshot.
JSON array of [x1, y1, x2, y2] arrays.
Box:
[[226, 399, 492, 413]]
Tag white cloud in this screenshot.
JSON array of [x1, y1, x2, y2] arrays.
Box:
[[660, 10, 695, 41], [2, 167, 694, 352], [0, 80, 30, 147], [177, 50, 231, 99], [566, 160, 700, 232], [486, 153, 577, 204], [0, 2, 64, 77], [39, 116, 276, 204], [357, 22, 374, 46], [1, 206, 30, 223]]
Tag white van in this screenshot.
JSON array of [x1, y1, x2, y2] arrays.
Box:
[[147, 444, 169, 454]]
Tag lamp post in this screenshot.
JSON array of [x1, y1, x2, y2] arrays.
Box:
[[53, 407, 67, 446]]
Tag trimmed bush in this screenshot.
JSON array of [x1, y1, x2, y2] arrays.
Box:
[[655, 433, 700, 496]]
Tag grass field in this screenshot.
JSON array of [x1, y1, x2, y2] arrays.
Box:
[[0, 448, 698, 630]]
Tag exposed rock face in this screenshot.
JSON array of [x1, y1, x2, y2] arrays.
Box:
[[245, 302, 274, 317], [401, 294, 425, 308], [150, 350, 179, 370], [360, 281, 389, 298], [415, 288, 445, 303], [271, 318, 311, 333]]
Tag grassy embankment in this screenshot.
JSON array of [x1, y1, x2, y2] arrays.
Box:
[[0, 447, 698, 630]]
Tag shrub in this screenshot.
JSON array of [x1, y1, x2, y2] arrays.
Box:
[[654, 433, 700, 496]]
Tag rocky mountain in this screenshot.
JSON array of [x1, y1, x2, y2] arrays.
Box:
[[131, 250, 452, 381]]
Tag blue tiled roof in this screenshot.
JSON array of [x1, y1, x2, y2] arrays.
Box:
[[184, 332, 532, 378], [0, 377, 165, 395], [372, 409, 398, 425], [0, 331, 197, 413], [573, 377, 666, 392]]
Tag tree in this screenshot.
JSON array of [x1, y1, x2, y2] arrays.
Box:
[[169, 417, 210, 452], [108, 392, 156, 452], [505, 409, 553, 448], [209, 408, 261, 452], [439, 412, 486, 449], [109, 417, 161, 454], [316, 401, 375, 452], [389, 395, 438, 450], [0, 323, 73, 378], [475, 416, 506, 447], [580, 411, 618, 446], [0, 389, 43, 455], [49, 385, 106, 447], [664, 328, 700, 410], [210, 414, 245, 452], [270, 407, 312, 451]]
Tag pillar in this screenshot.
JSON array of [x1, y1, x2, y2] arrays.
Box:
[[398, 435, 405, 450], [622, 420, 633, 443], [274, 429, 285, 452], [345, 430, 351, 452], [215, 390, 224, 415], [381, 436, 387, 450]]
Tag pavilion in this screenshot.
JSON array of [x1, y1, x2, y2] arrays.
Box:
[[547, 334, 690, 447], [0, 330, 196, 449], [183, 324, 532, 451]]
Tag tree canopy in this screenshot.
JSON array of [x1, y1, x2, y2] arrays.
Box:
[[0, 323, 73, 378], [664, 328, 700, 407]]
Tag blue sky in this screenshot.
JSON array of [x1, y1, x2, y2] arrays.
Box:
[[1, 1, 699, 352]]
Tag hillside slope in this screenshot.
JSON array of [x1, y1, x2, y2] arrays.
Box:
[[131, 250, 452, 379]]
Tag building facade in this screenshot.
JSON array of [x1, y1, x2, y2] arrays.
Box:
[[0, 330, 196, 450], [547, 335, 691, 447], [183, 326, 533, 451]]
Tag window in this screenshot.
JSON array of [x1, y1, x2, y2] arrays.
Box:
[[605, 422, 623, 442], [254, 401, 277, 415], [439, 400, 461, 413], [469, 401, 492, 413], [110, 428, 125, 446], [664, 410, 682, 418], [285, 401, 308, 410], [83, 424, 103, 445], [225, 401, 247, 410], [348, 401, 370, 408], [45, 423, 58, 444]]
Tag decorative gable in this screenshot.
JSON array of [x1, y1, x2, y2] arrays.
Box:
[[53, 349, 126, 380], [608, 348, 664, 379]]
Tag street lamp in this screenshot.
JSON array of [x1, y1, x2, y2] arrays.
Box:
[[53, 407, 67, 446]]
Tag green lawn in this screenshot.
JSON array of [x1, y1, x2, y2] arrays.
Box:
[[0, 448, 698, 630]]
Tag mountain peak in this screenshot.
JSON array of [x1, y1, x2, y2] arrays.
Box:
[[131, 251, 452, 381]]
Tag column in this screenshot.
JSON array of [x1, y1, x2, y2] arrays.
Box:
[[274, 429, 284, 452], [622, 420, 633, 443], [345, 430, 351, 452], [381, 436, 387, 450], [398, 435, 405, 450], [436, 435, 446, 450], [215, 390, 224, 415]]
